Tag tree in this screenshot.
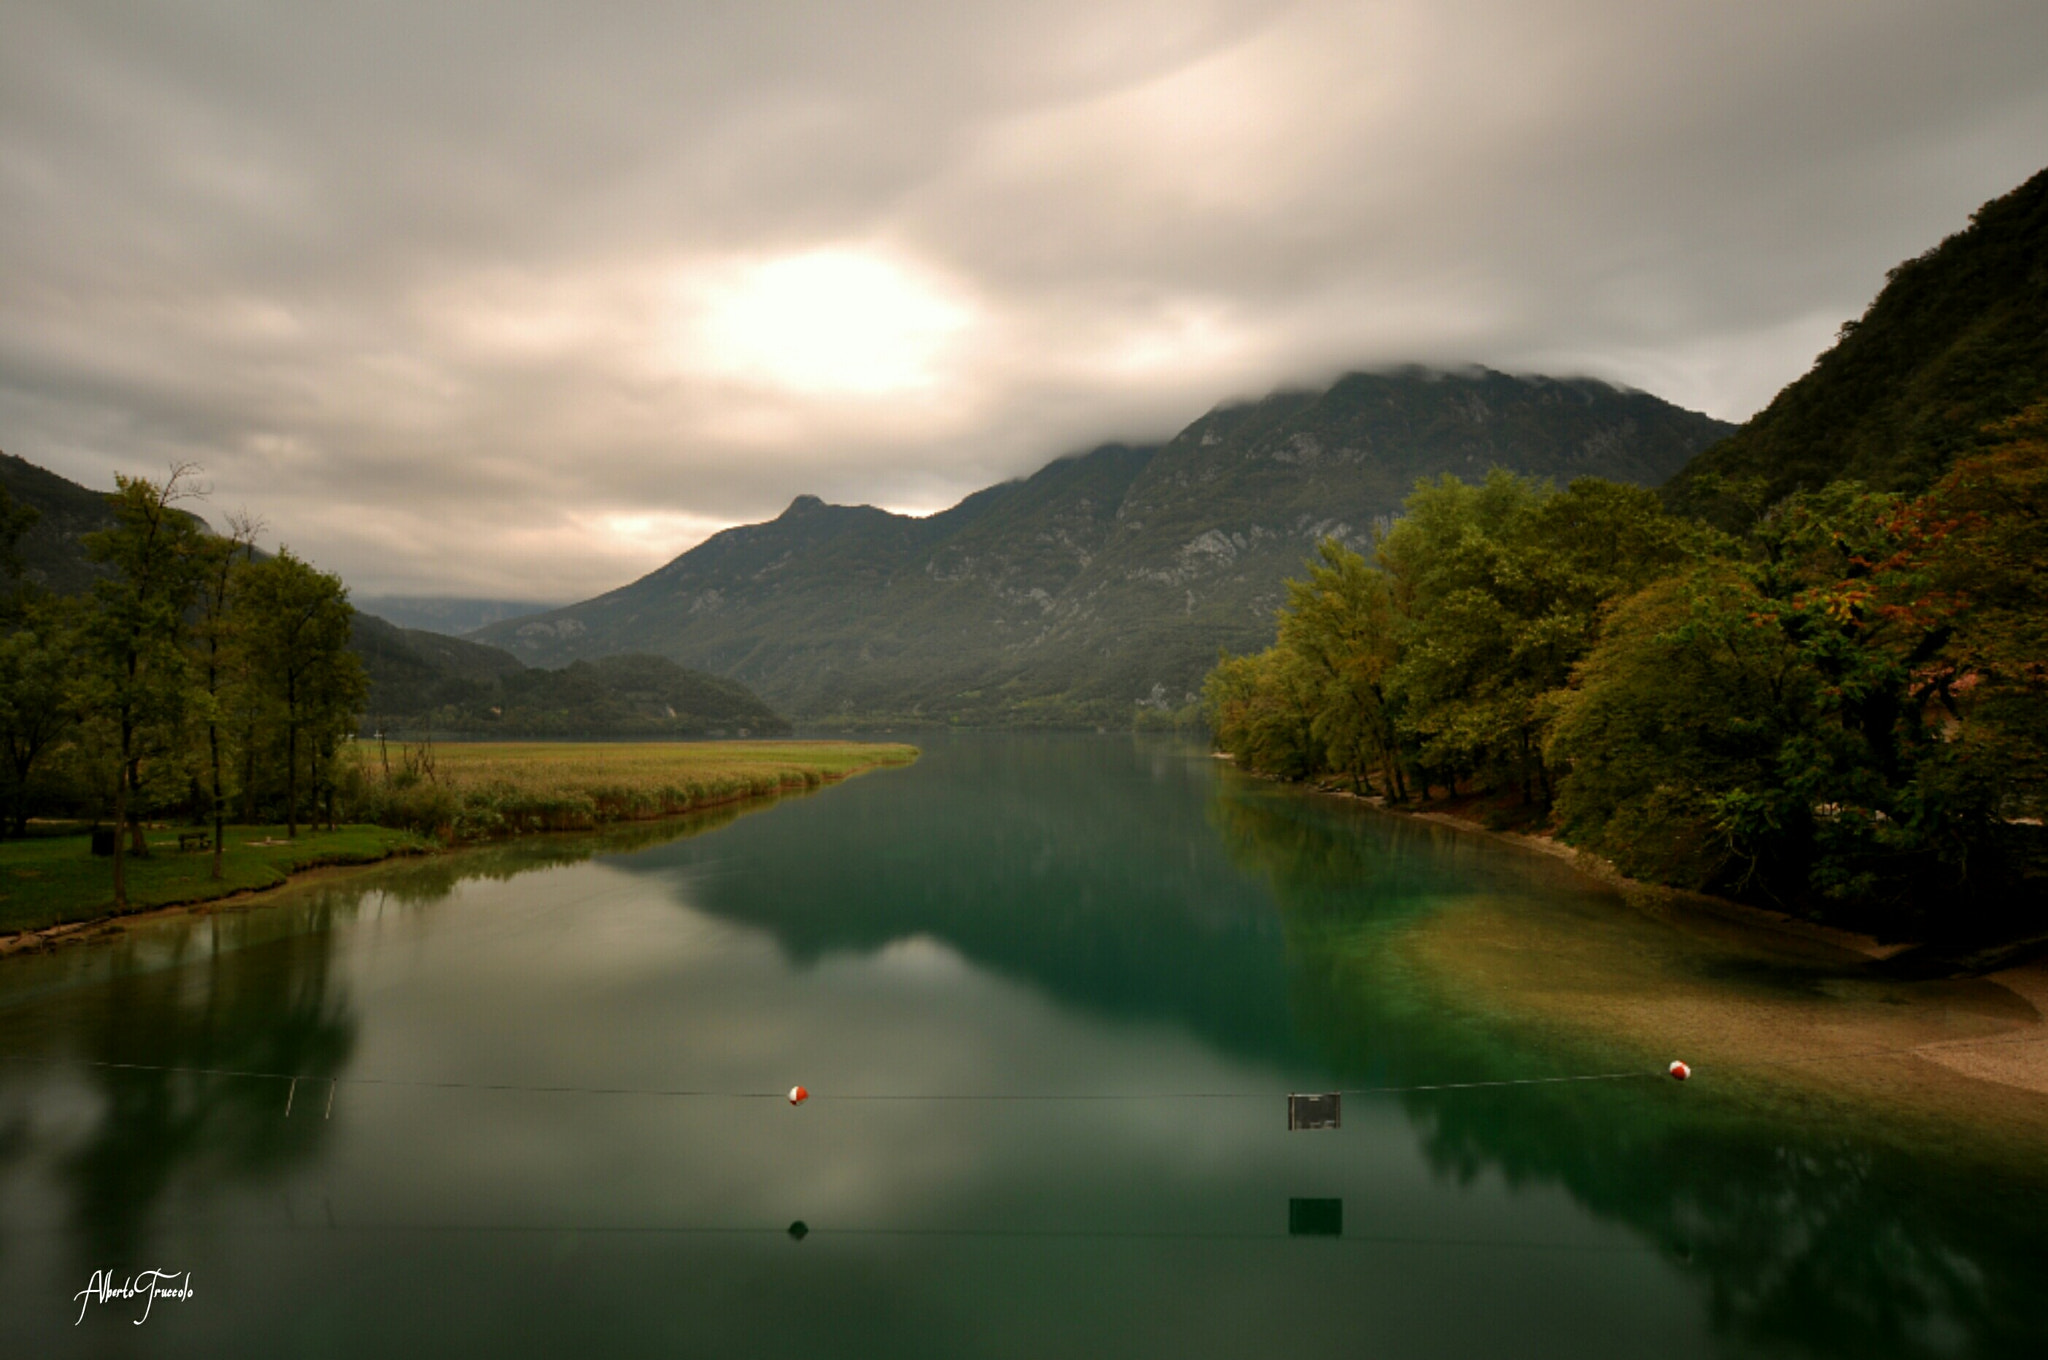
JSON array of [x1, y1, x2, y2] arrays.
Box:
[[237, 550, 366, 838], [1546, 565, 1813, 892], [1380, 472, 1700, 805], [1202, 647, 1325, 781], [1551, 418, 2047, 932], [0, 597, 79, 836], [191, 514, 259, 877], [1274, 539, 1406, 798], [79, 470, 206, 907], [0, 482, 40, 623]]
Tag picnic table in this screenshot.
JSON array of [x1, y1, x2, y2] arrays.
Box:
[[176, 830, 211, 853]]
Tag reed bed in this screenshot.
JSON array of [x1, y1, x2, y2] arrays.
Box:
[[348, 740, 918, 841]]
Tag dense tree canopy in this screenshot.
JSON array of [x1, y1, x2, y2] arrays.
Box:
[[2, 472, 371, 901], [1209, 437, 2047, 940]]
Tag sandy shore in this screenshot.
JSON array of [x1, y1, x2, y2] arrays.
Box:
[[1914, 963, 2048, 1094], [1268, 774, 2048, 1115]]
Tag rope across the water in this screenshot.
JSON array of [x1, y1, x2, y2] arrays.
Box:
[[1, 1026, 2042, 1105]]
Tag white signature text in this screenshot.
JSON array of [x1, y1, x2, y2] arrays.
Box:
[[73, 1268, 195, 1325]]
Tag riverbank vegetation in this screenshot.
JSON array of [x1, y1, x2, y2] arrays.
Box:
[[0, 467, 367, 910], [0, 823, 430, 936], [348, 739, 920, 839], [0, 465, 916, 921], [1205, 407, 2048, 942], [0, 741, 917, 936]]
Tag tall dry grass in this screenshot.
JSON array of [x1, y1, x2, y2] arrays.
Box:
[[345, 740, 917, 841]]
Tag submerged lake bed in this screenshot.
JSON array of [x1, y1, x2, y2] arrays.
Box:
[[1, 735, 2043, 1358]]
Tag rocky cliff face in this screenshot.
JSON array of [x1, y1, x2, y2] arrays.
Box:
[[478, 367, 1734, 724]]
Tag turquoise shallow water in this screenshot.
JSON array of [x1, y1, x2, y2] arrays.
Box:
[[0, 734, 2042, 1358]]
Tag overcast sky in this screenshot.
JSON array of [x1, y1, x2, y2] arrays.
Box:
[[3, 1, 2045, 600]]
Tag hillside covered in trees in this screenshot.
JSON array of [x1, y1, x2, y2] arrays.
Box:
[[0, 451, 791, 748], [353, 614, 788, 738], [1207, 170, 2048, 941], [0, 459, 793, 912], [1666, 164, 2048, 522], [477, 368, 1732, 725]]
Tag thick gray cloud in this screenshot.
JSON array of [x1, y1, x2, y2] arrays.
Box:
[[3, 0, 2044, 599]]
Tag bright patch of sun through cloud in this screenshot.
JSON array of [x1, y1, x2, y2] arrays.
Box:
[[674, 249, 975, 397]]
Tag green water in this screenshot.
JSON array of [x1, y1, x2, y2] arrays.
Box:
[[1, 734, 2042, 1358]]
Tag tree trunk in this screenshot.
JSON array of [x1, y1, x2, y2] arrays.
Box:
[[285, 717, 298, 840], [111, 735, 129, 910], [209, 723, 224, 880], [125, 758, 147, 856]]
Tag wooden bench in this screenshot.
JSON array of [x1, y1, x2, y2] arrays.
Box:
[[177, 830, 212, 853]]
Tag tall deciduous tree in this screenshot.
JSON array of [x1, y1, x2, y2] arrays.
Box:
[[191, 515, 259, 878], [1275, 539, 1406, 798], [80, 470, 206, 907], [0, 597, 79, 836], [237, 550, 366, 838], [1381, 472, 1699, 805]]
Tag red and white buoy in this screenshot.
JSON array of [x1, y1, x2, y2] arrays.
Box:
[[788, 1084, 809, 1105], [1668, 1061, 1691, 1082]]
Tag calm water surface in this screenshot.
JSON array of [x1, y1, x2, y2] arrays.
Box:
[[1, 734, 2043, 1358]]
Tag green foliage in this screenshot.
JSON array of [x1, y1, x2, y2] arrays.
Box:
[[1552, 416, 2048, 933], [77, 471, 210, 902], [0, 824, 431, 935], [358, 633, 792, 738], [1546, 567, 1808, 890], [237, 548, 369, 836], [1380, 472, 1700, 800], [1282, 541, 1404, 793], [1667, 165, 2048, 522], [473, 370, 1729, 725], [0, 596, 81, 834], [0, 480, 38, 607], [1211, 424, 2048, 938]]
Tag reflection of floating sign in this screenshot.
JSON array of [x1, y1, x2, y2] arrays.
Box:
[[1287, 1093, 1341, 1130], [1289, 1198, 1343, 1237]]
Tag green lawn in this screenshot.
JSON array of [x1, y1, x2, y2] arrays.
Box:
[[0, 824, 433, 936], [1, 742, 920, 938]]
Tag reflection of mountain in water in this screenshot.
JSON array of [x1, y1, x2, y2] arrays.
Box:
[[609, 735, 1323, 1072], [1214, 787, 2048, 1360]]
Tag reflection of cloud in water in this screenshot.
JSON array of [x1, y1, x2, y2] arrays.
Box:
[[3, 736, 2044, 1358]]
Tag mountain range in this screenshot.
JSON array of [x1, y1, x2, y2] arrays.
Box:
[[476, 367, 1732, 725], [12, 162, 2042, 730], [0, 458, 788, 737]]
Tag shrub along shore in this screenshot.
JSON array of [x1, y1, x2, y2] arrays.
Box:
[[1, 740, 918, 942]]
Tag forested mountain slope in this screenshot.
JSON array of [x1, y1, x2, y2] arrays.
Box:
[[1667, 164, 2048, 521], [1, 450, 207, 596], [0, 451, 790, 738], [479, 367, 1732, 724]]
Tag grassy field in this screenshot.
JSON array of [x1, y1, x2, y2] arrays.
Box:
[[2, 741, 918, 940], [351, 739, 920, 839], [0, 824, 433, 937]]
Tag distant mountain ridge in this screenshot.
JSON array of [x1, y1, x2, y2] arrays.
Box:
[[1667, 164, 2048, 519], [478, 367, 1734, 724], [1, 450, 214, 597], [353, 612, 790, 738], [353, 595, 557, 636], [0, 451, 790, 738]]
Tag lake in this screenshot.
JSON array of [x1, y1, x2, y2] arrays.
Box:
[[2, 733, 2044, 1358]]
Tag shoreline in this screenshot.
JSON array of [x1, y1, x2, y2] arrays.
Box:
[[0, 754, 906, 959], [1228, 761, 2048, 1102]]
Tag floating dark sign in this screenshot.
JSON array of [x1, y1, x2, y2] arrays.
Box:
[[1287, 1093, 1341, 1130]]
